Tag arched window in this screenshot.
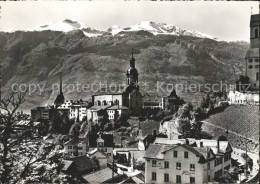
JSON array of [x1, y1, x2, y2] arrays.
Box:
[[255, 28, 259, 38]]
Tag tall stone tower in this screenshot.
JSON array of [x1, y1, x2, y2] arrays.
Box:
[[126, 49, 139, 86], [245, 13, 259, 89]]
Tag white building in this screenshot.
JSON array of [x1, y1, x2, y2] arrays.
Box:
[[228, 91, 259, 105], [57, 100, 89, 121], [144, 144, 216, 183], [63, 138, 88, 156], [87, 148, 108, 169], [144, 138, 233, 183]]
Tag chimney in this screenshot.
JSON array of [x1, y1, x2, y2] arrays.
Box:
[[185, 139, 189, 145]]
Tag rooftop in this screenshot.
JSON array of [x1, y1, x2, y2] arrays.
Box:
[[107, 105, 130, 110], [93, 86, 126, 96], [83, 167, 118, 183], [65, 156, 98, 173], [88, 133, 114, 148]]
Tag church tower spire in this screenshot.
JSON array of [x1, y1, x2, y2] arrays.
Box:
[[126, 48, 138, 86], [60, 72, 63, 95]]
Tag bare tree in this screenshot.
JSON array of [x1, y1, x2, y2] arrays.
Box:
[[0, 92, 26, 183]]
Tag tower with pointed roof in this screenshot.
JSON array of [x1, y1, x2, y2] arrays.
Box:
[[126, 49, 139, 87], [54, 72, 65, 108]]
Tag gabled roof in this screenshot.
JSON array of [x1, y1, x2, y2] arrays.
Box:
[[89, 105, 111, 111], [143, 144, 177, 159], [65, 156, 97, 173], [83, 167, 118, 183], [195, 139, 232, 154], [144, 144, 215, 163], [88, 133, 114, 148], [88, 148, 107, 158], [64, 138, 87, 146], [107, 105, 130, 110]]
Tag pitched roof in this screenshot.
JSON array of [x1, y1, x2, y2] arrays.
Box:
[[65, 156, 98, 173], [195, 139, 231, 154], [144, 144, 176, 159], [144, 144, 213, 162], [107, 105, 130, 110], [154, 137, 186, 145], [64, 138, 87, 146], [93, 87, 126, 96], [89, 105, 111, 111], [142, 93, 164, 103], [62, 160, 73, 171], [83, 167, 118, 183], [88, 133, 114, 148], [54, 93, 65, 104]]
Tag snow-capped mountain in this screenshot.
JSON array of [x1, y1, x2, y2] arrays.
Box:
[[107, 21, 216, 40], [3, 19, 104, 37], [2, 19, 217, 40]]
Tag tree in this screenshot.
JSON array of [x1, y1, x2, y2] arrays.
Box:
[[0, 92, 65, 183], [0, 92, 26, 183], [235, 75, 250, 92]]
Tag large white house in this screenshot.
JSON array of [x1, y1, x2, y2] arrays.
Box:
[[144, 138, 233, 183], [144, 144, 216, 183]]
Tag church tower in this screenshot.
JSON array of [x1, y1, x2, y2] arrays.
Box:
[[245, 13, 259, 89], [126, 49, 139, 86], [54, 72, 65, 108]]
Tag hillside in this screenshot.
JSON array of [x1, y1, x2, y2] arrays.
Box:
[[0, 21, 249, 111]]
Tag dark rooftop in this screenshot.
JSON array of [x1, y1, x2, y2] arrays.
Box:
[[65, 156, 98, 174], [88, 133, 114, 148]]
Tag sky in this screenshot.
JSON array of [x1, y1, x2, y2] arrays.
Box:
[[0, 1, 259, 41]]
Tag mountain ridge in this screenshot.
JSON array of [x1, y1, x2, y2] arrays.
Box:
[[2, 19, 218, 40], [0, 22, 249, 112]]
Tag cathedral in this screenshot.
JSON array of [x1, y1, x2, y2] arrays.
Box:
[[245, 13, 259, 89], [87, 49, 143, 122]]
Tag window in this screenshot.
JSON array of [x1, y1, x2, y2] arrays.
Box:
[[164, 174, 169, 182], [190, 164, 195, 171], [208, 162, 210, 170], [173, 151, 178, 157], [78, 146, 83, 150], [255, 59, 259, 63], [184, 151, 188, 158], [249, 59, 253, 63], [176, 175, 181, 184], [214, 160, 217, 167], [68, 146, 72, 149], [164, 161, 169, 168], [249, 65, 253, 69], [208, 175, 210, 181], [190, 177, 195, 184], [176, 162, 181, 170], [255, 65, 259, 68], [152, 172, 157, 181], [255, 28, 259, 38], [152, 160, 157, 167], [256, 72, 259, 81]]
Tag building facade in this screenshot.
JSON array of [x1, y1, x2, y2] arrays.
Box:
[[144, 144, 216, 183]]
